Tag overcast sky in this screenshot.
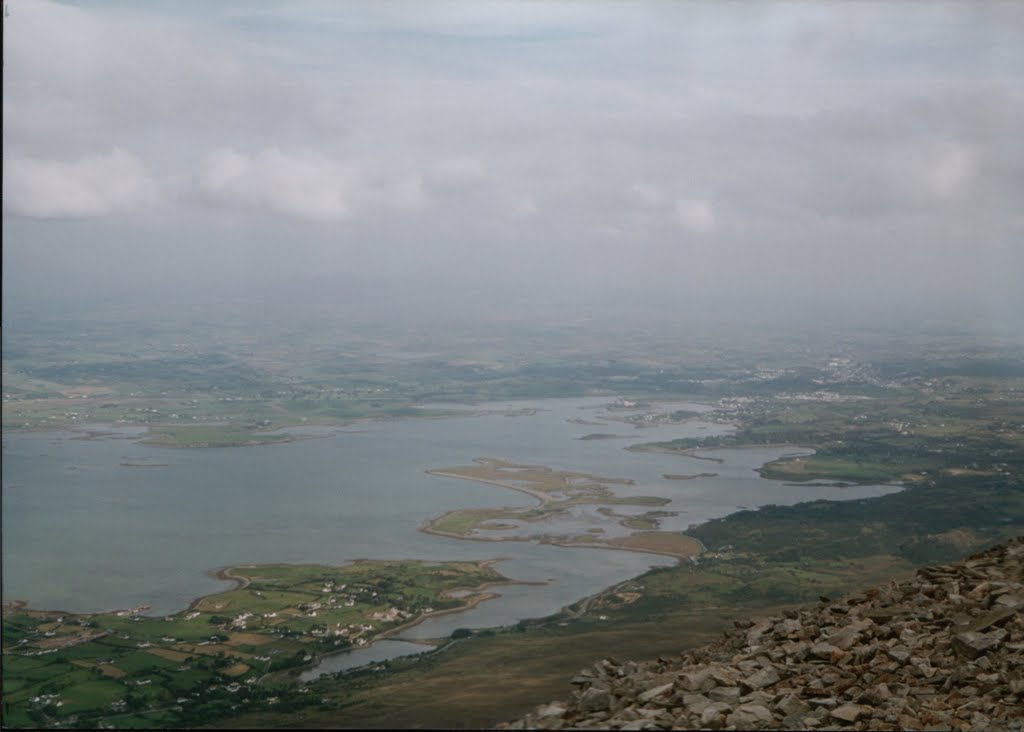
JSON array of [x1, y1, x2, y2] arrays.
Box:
[[3, 0, 1023, 325]]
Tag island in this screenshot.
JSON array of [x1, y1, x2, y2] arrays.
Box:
[[422, 458, 702, 559]]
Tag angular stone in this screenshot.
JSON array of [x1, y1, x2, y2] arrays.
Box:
[[775, 618, 803, 637], [637, 682, 674, 704], [888, 648, 911, 664], [725, 709, 761, 728], [810, 642, 840, 660], [952, 631, 1004, 659], [578, 686, 610, 713], [613, 707, 640, 722], [683, 694, 712, 715], [707, 686, 741, 703], [677, 669, 713, 692], [831, 703, 872, 722], [740, 690, 774, 706], [776, 693, 811, 716], [968, 608, 1018, 632], [994, 591, 1024, 610], [709, 667, 739, 687], [741, 666, 780, 691], [738, 702, 775, 723], [700, 702, 733, 727]]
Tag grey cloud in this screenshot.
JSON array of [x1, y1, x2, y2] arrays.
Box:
[[3, 149, 159, 219], [197, 148, 357, 222], [195, 148, 484, 222], [2, 0, 1021, 316]]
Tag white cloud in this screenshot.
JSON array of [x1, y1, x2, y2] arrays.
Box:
[[3, 149, 159, 218], [196, 148, 463, 221], [198, 148, 355, 222], [673, 198, 716, 234]]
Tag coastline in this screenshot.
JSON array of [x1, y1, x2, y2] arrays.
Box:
[[419, 520, 700, 561], [4, 404, 540, 448], [425, 468, 553, 506]]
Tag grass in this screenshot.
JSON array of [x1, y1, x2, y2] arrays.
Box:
[[757, 455, 914, 483], [141, 425, 295, 449], [428, 509, 505, 537], [1, 560, 509, 729]]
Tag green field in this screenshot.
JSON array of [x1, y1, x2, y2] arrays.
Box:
[[1, 560, 508, 729]]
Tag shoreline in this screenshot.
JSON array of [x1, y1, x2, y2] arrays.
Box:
[[421, 460, 702, 561], [3, 404, 541, 448], [420, 517, 700, 561], [425, 468, 552, 506], [628, 441, 815, 462]]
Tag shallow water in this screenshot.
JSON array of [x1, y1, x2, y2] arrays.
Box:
[[2, 397, 899, 629], [298, 639, 435, 681]]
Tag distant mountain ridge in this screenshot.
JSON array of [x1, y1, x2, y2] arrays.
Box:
[[500, 537, 1024, 731]]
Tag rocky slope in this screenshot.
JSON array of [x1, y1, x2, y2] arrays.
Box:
[[500, 537, 1024, 730]]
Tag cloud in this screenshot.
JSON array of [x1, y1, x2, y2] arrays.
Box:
[[3, 149, 159, 218], [196, 148, 462, 221], [925, 141, 977, 199], [673, 198, 716, 234], [386, 174, 430, 213], [627, 182, 668, 210], [197, 148, 355, 222], [427, 157, 486, 189], [506, 195, 539, 220]]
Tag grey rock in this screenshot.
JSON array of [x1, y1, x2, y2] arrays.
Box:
[[741, 666, 781, 691], [725, 709, 761, 728], [953, 630, 1004, 659], [699, 701, 733, 727], [776, 693, 811, 716], [994, 591, 1024, 610], [707, 686, 741, 703], [737, 702, 774, 723], [501, 538, 1024, 732], [637, 682, 673, 704], [831, 703, 872, 722], [578, 687, 610, 713], [677, 669, 712, 692], [810, 642, 840, 660]]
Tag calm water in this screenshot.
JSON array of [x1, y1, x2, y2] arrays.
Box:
[[2, 398, 899, 630]]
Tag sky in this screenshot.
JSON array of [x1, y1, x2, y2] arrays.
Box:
[[3, 0, 1023, 327]]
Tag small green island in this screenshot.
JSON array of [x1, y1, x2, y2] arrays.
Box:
[[0, 560, 509, 729], [422, 458, 703, 558]]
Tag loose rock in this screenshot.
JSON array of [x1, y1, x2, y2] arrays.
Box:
[[500, 538, 1024, 731]]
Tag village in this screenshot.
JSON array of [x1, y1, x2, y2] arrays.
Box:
[[1, 560, 507, 728]]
